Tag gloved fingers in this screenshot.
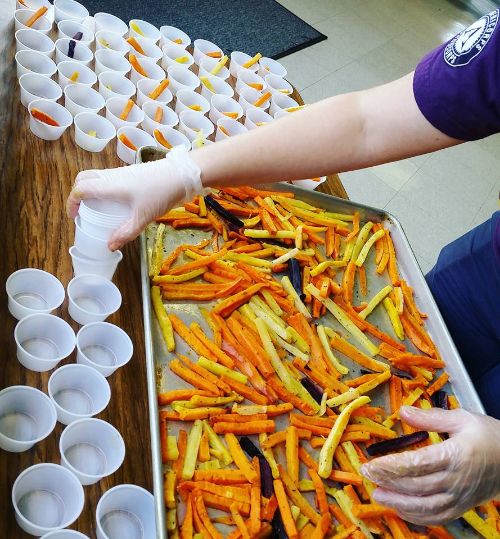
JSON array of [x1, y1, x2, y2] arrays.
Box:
[[364, 468, 453, 496], [362, 441, 453, 481], [400, 406, 468, 435], [108, 217, 142, 251]]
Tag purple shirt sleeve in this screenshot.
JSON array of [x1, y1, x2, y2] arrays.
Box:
[[413, 9, 500, 141]]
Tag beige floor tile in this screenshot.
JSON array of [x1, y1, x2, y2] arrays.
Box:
[[280, 50, 331, 92], [339, 168, 397, 209]]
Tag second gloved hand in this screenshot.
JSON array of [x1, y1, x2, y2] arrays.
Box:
[[66, 147, 208, 251]]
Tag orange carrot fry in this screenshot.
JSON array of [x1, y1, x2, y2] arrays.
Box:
[[285, 426, 299, 483], [274, 479, 298, 539], [25, 6, 48, 27], [214, 421, 275, 435], [253, 91, 272, 108], [169, 248, 228, 276], [211, 414, 268, 424], [126, 36, 146, 54], [160, 415, 168, 464], [194, 492, 224, 539], [220, 375, 268, 405], [250, 457, 261, 535], [149, 79, 170, 100], [310, 513, 330, 539], [154, 128, 173, 149], [190, 323, 235, 368], [308, 468, 329, 515], [129, 53, 148, 76], [30, 108, 60, 127], [231, 502, 250, 539], [119, 133, 137, 151], [212, 283, 266, 318], [427, 372, 449, 396], [154, 106, 164, 123], [169, 359, 221, 395], [180, 494, 194, 539], [193, 469, 249, 484], [119, 99, 135, 120], [206, 51, 222, 58], [173, 429, 187, 481], [225, 433, 258, 483], [159, 389, 214, 405], [351, 503, 398, 519], [168, 314, 220, 362], [329, 503, 352, 529]]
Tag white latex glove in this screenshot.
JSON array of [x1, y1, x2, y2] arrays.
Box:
[[361, 406, 500, 525], [66, 147, 207, 251]]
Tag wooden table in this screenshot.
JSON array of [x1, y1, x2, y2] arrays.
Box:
[[0, 5, 347, 537]]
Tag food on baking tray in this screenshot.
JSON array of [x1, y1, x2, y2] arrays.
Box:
[[149, 187, 499, 538]]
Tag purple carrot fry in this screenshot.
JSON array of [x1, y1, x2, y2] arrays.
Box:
[[68, 39, 76, 58], [366, 431, 429, 457], [72, 31, 83, 41], [431, 390, 449, 410], [300, 376, 323, 404]]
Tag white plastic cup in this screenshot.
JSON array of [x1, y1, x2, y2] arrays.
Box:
[[105, 96, 144, 130], [129, 19, 160, 43], [64, 84, 105, 117], [127, 36, 162, 63], [239, 86, 270, 112], [12, 463, 85, 536], [96, 485, 155, 539], [14, 8, 52, 34], [129, 56, 165, 85], [28, 98, 73, 141], [69, 246, 123, 280], [16, 0, 50, 12], [198, 55, 230, 81], [74, 112, 116, 152], [136, 78, 172, 108], [76, 321, 133, 377], [258, 56, 287, 79], [74, 215, 115, 260], [57, 20, 94, 47], [244, 106, 273, 129], [98, 71, 136, 101], [53, 0, 88, 23], [153, 125, 191, 151], [191, 138, 214, 150], [141, 101, 178, 134], [14, 313, 76, 372], [116, 126, 156, 164], [95, 49, 131, 77], [193, 38, 222, 65], [235, 70, 266, 96], [60, 418, 125, 485], [265, 73, 293, 96], [95, 31, 129, 56], [178, 110, 214, 142], [94, 12, 128, 36], [19, 73, 62, 109], [209, 94, 243, 124], [78, 198, 129, 239], [230, 51, 258, 77], [41, 531, 89, 539], [15, 28, 55, 57], [166, 65, 200, 95], [161, 42, 194, 71], [49, 364, 111, 425], [57, 60, 97, 91], [159, 25, 190, 49], [67, 275, 122, 326], [199, 74, 233, 101], [15, 49, 57, 79], [269, 93, 300, 116], [175, 89, 209, 116], [6, 268, 65, 320], [0, 386, 57, 452], [216, 117, 248, 141]]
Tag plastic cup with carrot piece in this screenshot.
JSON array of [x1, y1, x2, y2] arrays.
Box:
[[129, 55, 165, 85], [175, 89, 210, 116], [166, 64, 200, 95], [136, 78, 172, 108], [238, 86, 271, 112], [98, 71, 136, 101], [95, 31, 129, 56], [198, 55, 230, 81], [269, 93, 300, 116], [53, 0, 88, 23], [105, 96, 144, 130], [153, 125, 191, 153], [74, 112, 116, 153], [116, 126, 156, 165], [209, 94, 243, 124], [141, 101, 178, 135], [14, 8, 52, 35], [128, 19, 160, 43], [57, 60, 97, 91], [229, 51, 259, 77], [193, 39, 223, 66], [199, 73, 234, 101], [127, 35, 162, 63], [28, 98, 72, 141], [159, 25, 190, 49], [161, 42, 194, 71], [235, 69, 267, 96], [178, 110, 214, 142], [55, 38, 93, 67], [215, 116, 248, 141], [244, 106, 274, 130], [258, 56, 287, 79], [265, 73, 293, 97]]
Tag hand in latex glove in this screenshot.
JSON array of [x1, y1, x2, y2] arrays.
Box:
[[66, 147, 207, 251], [361, 406, 500, 525]]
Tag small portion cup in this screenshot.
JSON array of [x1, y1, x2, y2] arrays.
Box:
[[161, 42, 194, 72], [141, 101, 178, 135], [14, 8, 52, 34], [69, 246, 123, 280], [129, 56, 165, 85], [53, 0, 89, 23], [6, 268, 65, 320], [76, 321, 133, 377], [116, 126, 156, 164], [41, 531, 90, 539], [0, 385, 57, 452], [128, 19, 160, 43], [127, 36, 162, 63], [19, 73, 62, 109], [12, 463, 85, 537], [28, 98, 73, 141], [239, 86, 271, 112], [178, 110, 214, 142], [14, 313, 76, 372], [67, 275, 122, 325], [74, 112, 116, 153], [265, 73, 293, 96], [235, 70, 266, 96], [95, 31, 129, 56], [57, 60, 97, 91], [49, 364, 111, 425], [175, 89, 209, 116], [94, 49, 131, 77], [106, 96, 144, 130], [15, 28, 55, 57], [244, 106, 273, 129], [198, 55, 230, 81], [153, 125, 191, 152], [64, 84, 105, 117], [216, 117, 248, 141], [60, 418, 125, 485], [209, 94, 243, 124], [78, 198, 130, 240], [199, 74, 234, 101], [96, 485, 155, 539], [258, 56, 287, 78], [166, 65, 200, 95], [15, 49, 57, 79], [136, 78, 172, 108], [159, 25, 190, 49], [193, 38, 223, 65], [57, 20, 94, 47], [230, 51, 258, 77], [74, 215, 115, 260], [269, 93, 300, 116], [98, 71, 136, 101], [94, 12, 128, 36]]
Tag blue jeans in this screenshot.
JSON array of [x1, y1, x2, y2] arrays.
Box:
[[426, 212, 500, 419]]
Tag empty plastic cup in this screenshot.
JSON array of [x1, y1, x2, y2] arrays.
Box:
[[67, 275, 122, 325], [15, 28, 55, 57], [0, 385, 57, 452], [12, 463, 85, 536], [6, 268, 65, 320], [166, 65, 200, 95], [19, 73, 62, 109], [41, 531, 90, 539], [74, 112, 116, 153], [96, 484, 155, 539], [178, 109, 214, 142], [53, 0, 88, 23], [95, 31, 129, 55], [69, 246, 123, 280], [48, 364, 111, 425], [76, 321, 133, 377], [94, 12, 127, 36], [59, 418, 125, 485], [14, 313, 76, 372], [94, 49, 131, 77], [64, 84, 105, 117], [28, 98, 73, 141], [98, 71, 136, 102], [15, 49, 57, 79]]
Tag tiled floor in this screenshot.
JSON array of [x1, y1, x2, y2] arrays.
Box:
[[277, 0, 500, 274]]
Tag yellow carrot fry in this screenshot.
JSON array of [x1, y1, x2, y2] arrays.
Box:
[[318, 396, 370, 478], [87, 130, 97, 137], [151, 286, 175, 352], [225, 433, 257, 482], [149, 223, 166, 278], [181, 420, 203, 480], [198, 356, 247, 384], [383, 388, 424, 428], [176, 56, 189, 63], [341, 441, 376, 496], [307, 284, 379, 356], [309, 260, 347, 277], [202, 420, 232, 466], [98, 37, 111, 48], [199, 76, 215, 93], [130, 21, 144, 36], [154, 106, 164, 123], [164, 470, 177, 508], [223, 111, 239, 119], [230, 503, 250, 539], [244, 229, 296, 239], [188, 104, 202, 111], [334, 490, 374, 539], [282, 276, 312, 320], [285, 105, 306, 112], [119, 99, 135, 120], [242, 52, 262, 68], [69, 71, 79, 82], [286, 426, 299, 483], [462, 509, 499, 539], [350, 221, 374, 262], [279, 465, 321, 525], [165, 435, 179, 460], [418, 399, 442, 444], [253, 91, 272, 108], [383, 297, 404, 340], [355, 229, 386, 267], [359, 285, 393, 319], [210, 54, 229, 75], [317, 325, 348, 375], [166, 508, 177, 532], [25, 6, 48, 27], [148, 79, 170, 100], [153, 268, 206, 283]]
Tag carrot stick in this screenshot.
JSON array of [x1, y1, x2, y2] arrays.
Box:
[[180, 494, 194, 539], [154, 106, 164, 123], [168, 314, 220, 363], [119, 133, 137, 151], [273, 478, 298, 539], [190, 323, 235, 368], [298, 447, 362, 485], [201, 492, 250, 516], [330, 334, 388, 373], [285, 426, 299, 483], [169, 359, 221, 395], [278, 465, 321, 525], [308, 468, 328, 514], [212, 414, 268, 424], [351, 503, 398, 519], [179, 354, 231, 394], [193, 469, 248, 484], [180, 482, 251, 503], [346, 212, 360, 242], [329, 503, 352, 529], [119, 99, 135, 120], [427, 372, 449, 396], [198, 430, 210, 462], [149, 79, 170, 100], [225, 433, 258, 483], [358, 265, 367, 296], [249, 457, 261, 535], [126, 36, 145, 54], [169, 248, 228, 276], [173, 429, 187, 481], [25, 6, 48, 27], [129, 53, 148, 77], [268, 376, 317, 416], [253, 91, 272, 108], [214, 420, 275, 435], [194, 492, 224, 539], [30, 108, 60, 127], [310, 513, 330, 539], [342, 260, 356, 304], [220, 375, 268, 405], [400, 310, 436, 356], [230, 502, 250, 539], [212, 283, 266, 318], [160, 415, 168, 464], [389, 376, 403, 414], [206, 51, 222, 58], [386, 230, 400, 286]]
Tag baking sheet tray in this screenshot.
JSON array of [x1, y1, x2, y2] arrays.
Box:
[[138, 146, 484, 539]]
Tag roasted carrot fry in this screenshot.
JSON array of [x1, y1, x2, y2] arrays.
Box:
[[119, 99, 135, 120], [25, 6, 47, 27], [253, 91, 272, 108], [274, 478, 298, 539], [149, 79, 170, 100], [214, 420, 275, 435], [129, 53, 148, 77], [285, 426, 299, 483], [225, 433, 258, 483], [119, 133, 137, 151], [126, 36, 145, 54], [220, 375, 268, 405], [30, 108, 60, 127], [427, 372, 449, 396]]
